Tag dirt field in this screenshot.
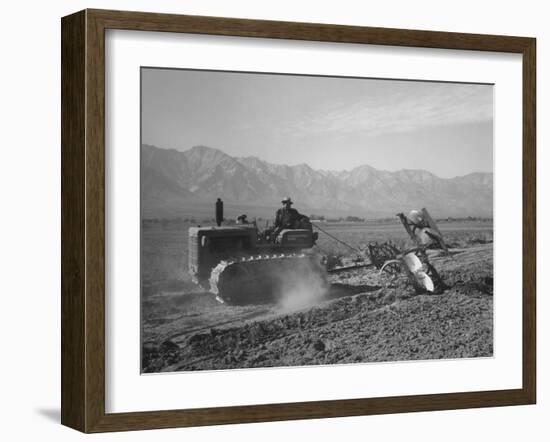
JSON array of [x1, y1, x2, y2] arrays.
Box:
[[141, 222, 493, 372]]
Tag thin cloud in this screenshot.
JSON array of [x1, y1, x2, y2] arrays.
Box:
[[278, 83, 492, 139]]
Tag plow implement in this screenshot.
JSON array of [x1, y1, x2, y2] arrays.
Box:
[[313, 207, 449, 294]]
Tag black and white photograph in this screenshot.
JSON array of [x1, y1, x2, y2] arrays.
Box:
[[140, 67, 494, 373]]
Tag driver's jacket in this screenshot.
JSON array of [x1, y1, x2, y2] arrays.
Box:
[[275, 207, 300, 229]]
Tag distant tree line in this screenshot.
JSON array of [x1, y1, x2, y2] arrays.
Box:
[[436, 216, 493, 222], [142, 214, 492, 230], [142, 215, 270, 229], [309, 214, 366, 222]]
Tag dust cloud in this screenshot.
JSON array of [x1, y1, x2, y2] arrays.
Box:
[[275, 259, 328, 311]]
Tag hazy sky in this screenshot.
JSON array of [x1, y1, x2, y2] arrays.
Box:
[[141, 68, 493, 178]]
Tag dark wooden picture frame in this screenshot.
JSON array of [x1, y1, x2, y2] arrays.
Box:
[[61, 9, 536, 433]]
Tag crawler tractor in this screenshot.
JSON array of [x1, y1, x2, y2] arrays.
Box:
[[188, 200, 325, 304]]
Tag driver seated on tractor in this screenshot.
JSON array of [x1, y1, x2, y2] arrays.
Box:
[[275, 197, 300, 228], [272, 197, 310, 239]]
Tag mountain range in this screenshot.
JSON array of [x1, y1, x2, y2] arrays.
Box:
[[141, 144, 493, 218]]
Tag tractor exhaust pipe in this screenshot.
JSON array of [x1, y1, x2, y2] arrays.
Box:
[[215, 198, 224, 226]]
